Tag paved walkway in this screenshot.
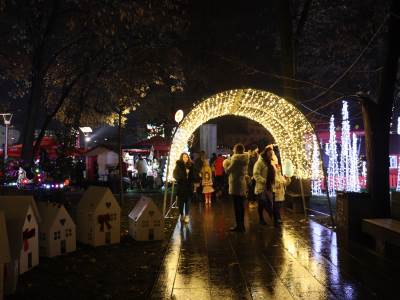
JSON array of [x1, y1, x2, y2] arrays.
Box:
[[150, 199, 399, 299]]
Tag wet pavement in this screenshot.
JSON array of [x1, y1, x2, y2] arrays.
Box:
[[150, 199, 400, 299]]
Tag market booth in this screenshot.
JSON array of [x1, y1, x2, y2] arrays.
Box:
[[123, 136, 170, 188], [123, 136, 170, 158], [85, 145, 119, 181]]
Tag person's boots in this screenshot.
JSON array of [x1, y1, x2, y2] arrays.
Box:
[[229, 226, 245, 232]]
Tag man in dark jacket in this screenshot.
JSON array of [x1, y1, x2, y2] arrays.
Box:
[[214, 154, 225, 198], [248, 147, 259, 208], [193, 150, 206, 200]]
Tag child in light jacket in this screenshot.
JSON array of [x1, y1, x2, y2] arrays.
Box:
[[272, 163, 291, 225], [202, 171, 214, 204]]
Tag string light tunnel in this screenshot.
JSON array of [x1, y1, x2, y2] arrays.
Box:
[[166, 88, 317, 180]]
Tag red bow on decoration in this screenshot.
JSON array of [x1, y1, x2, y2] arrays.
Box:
[[98, 214, 112, 232], [22, 228, 36, 252]]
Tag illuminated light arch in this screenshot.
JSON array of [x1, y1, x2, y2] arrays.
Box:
[[167, 88, 316, 179]]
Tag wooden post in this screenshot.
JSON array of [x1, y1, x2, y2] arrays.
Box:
[[163, 155, 171, 217], [170, 181, 176, 208], [361, 0, 400, 217], [118, 110, 123, 205], [299, 179, 307, 219], [316, 134, 336, 227]]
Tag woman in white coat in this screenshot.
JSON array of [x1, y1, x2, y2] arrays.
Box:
[[254, 147, 290, 226], [272, 163, 290, 225], [223, 143, 249, 232]]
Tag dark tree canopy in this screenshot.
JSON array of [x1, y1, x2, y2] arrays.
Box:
[[0, 0, 188, 161]]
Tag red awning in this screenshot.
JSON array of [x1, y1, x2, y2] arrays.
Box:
[[127, 136, 170, 152], [123, 148, 150, 154], [0, 144, 22, 158], [0, 137, 85, 159]]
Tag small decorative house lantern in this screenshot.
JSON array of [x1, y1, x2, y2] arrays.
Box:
[[37, 202, 76, 257], [0, 196, 41, 294], [128, 197, 164, 241], [0, 211, 11, 300], [77, 186, 121, 246]]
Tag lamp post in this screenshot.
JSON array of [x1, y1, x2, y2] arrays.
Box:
[[80, 127, 92, 179], [163, 109, 184, 217], [1, 113, 13, 161]]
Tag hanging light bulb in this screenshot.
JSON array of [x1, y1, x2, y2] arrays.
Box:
[[339, 101, 352, 191], [362, 161, 367, 189], [349, 133, 360, 192], [311, 135, 323, 195], [327, 115, 339, 196]]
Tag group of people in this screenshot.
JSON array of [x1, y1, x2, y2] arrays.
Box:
[[133, 155, 162, 190], [173, 143, 290, 230], [172, 151, 216, 223], [193, 151, 226, 204]]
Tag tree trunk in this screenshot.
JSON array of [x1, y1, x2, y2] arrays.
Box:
[[32, 72, 84, 157], [275, 0, 336, 226], [164, 123, 175, 141], [118, 110, 124, 204], [33, 100, 64, 156], [21, 63, 43, 166], [275, 0, 296, 100], [362, 0, 400, 217]]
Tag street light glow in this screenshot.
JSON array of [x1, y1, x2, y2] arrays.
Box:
[[79, 127, 93, 133], [175, 109, 184, 123]]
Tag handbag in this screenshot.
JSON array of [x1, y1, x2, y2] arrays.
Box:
[[260, 187, 274, 217], [260, 187, 273, 205]]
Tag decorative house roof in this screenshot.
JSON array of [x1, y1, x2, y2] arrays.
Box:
[[128, 197, 161, 222], [86, 145, 117, 157], [78, 186, 120, 214], [0, 210, 11, 264], [0, 196, 41, 259], [37, 202, 73, 231], [0, 196, 41, 225]]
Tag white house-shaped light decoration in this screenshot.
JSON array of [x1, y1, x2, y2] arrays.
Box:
[[0, 196, 41, 295], [37, 202, 76, 257], [0, 211, 11, 300], [128, 197, 164, 241], [77, 186, 121, 246]]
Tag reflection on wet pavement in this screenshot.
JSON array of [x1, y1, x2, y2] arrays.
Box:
[[150, 200, 399, 299]]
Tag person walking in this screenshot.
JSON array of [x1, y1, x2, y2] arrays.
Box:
[[223, 143, 249, 232], [213, 154, 225, 199], [210, 152, 217, 176], [135, 155, 148, 190], [272, 160, 290, 226], [247, 148, 258, 208], [193, 150, 206, 201], [253, 147, 275, 225], [173, 153, 195, 223]]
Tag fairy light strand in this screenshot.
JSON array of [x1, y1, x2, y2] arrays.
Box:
[[327, 115, 339, 196], [396, 157, 400, 191], [339, 101, 351, 191], [166, 89, 317, 180], [349, 133, 360, 191], [311, 135, 323, 195]]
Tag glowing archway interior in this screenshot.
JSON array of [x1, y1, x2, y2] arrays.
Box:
[[167, 89, 316, 180]]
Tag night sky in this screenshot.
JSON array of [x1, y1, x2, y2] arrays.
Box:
[[0, 0, 392, 136]]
